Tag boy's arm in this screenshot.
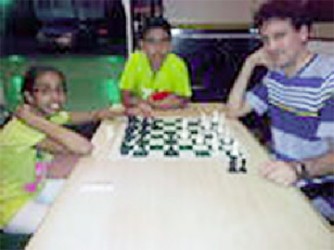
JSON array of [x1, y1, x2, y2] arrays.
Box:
[[16, 105, 93, 155], [122, 90, 143, 107], [122, 90, 153, 116], [227, 48, 272, 118]]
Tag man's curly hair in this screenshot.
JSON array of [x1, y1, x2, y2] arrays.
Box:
[[254, 0, 313, 31]]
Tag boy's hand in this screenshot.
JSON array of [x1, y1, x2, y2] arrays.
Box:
[[137, 101, 153, 117]]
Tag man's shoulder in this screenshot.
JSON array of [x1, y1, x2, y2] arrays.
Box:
[[308, 54, 334, 77]]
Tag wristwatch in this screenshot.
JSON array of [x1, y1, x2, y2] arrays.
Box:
[[294, 162, 309, 179]]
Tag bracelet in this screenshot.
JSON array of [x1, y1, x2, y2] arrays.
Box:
[[294, 162, 309, 179]]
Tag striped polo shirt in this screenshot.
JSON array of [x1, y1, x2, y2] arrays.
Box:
[[246, 54, 334, 161]]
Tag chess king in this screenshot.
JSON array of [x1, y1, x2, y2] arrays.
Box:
[[119, 16, 192, 114]]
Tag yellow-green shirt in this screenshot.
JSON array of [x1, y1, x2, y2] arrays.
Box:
[[119, 51, 192, 99], [0, 111, 69, 228]]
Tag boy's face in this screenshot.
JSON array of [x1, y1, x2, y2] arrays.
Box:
[[141, 28, 171, 63], [260, 18, 309, 69], [26, 71, 66, 116]]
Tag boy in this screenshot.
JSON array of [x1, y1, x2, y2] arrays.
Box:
[[120, 16, 192, 113]]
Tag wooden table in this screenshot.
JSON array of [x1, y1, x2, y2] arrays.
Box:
[[26, 104, 333, 250]]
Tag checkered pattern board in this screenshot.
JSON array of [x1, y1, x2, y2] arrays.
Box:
[[119, 116, 245, 161]]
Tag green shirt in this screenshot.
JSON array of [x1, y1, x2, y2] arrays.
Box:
[[119, 51, 192, 99], [0, 111, 69, 228]]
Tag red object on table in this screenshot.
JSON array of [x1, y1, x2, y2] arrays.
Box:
[[151, 91, 170, 101]]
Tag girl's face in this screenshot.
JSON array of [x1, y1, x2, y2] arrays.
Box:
[[26, 71, 66, 116]]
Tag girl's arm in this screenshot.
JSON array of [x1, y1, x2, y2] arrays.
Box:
[[16, 105, 93, 155], [68, 106, 125, 124]]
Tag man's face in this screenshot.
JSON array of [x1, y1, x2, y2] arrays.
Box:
[[260, 18, 309, 69], [141, 28, 171, 63], [27, 71, 66, 116]]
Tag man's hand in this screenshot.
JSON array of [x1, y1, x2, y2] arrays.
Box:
[[259, 160, 298, 186], [246, 47, 274, 69], [226, 47, 272, 119]]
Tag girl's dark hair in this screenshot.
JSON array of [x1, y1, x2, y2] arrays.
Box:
[[254, 0, 313, 31], [21, 66, 67, 103], [139, 16, 172, 40]]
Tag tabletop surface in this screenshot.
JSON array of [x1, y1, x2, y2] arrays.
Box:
[[26, 104, 333, 250]]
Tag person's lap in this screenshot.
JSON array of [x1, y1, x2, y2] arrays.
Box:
[[3, 179, 65, 234]]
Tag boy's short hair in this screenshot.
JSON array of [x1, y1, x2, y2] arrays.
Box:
[[254, 0, 313, 31], [139, 16, 172, 40]]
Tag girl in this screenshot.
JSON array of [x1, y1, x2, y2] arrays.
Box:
[[0, 66, 126, 234]]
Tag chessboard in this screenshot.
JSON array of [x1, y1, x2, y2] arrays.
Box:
[[116, 113, 247, 173]]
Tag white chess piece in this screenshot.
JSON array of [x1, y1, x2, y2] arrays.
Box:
[[224, 128, 233, 145], [181, 118, 188, 139], [196, 133, 205, 145], [181, 128, 188, 140], [220, 113, 226, 125], [212, 110, 219, 123], [212, 133, 219, 152], [217, 123, 224, 134], [232, 141, 239, 156], [201, 113, 206, 125], [182, 118, 188, 130]]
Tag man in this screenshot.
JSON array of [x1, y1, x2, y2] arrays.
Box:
[[119, 16, 192, 114], [227, 0, 334, 221]]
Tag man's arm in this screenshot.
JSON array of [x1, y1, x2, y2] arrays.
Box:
[[227, 48, 272, 118], [302, 150, 334, 177], [260, 150, 334, 186]]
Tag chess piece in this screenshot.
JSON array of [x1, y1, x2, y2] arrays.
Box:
[[228, 156, 237, 173], [239, 157, 247, 173]]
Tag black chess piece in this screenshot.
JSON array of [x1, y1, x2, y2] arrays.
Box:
[[133, 143, 148, 157], [165, 145, 179, 157], [228, 156, 237, 173], [120, 143, 131, 155], [239, 157, 247, 173]]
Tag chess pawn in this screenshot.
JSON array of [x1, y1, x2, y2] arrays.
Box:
[[231, 141, 239, 157], [220, 113, 226, 124], [217, 123, 224, 134], [211, 133, 220, 152], [200, 113, 206, 126], [196, 133, 205, 145], [223, 128, 233, 145], [180, 129, 188, 140], [212, 110, 219, 124], [182, 118, 188, 129]]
